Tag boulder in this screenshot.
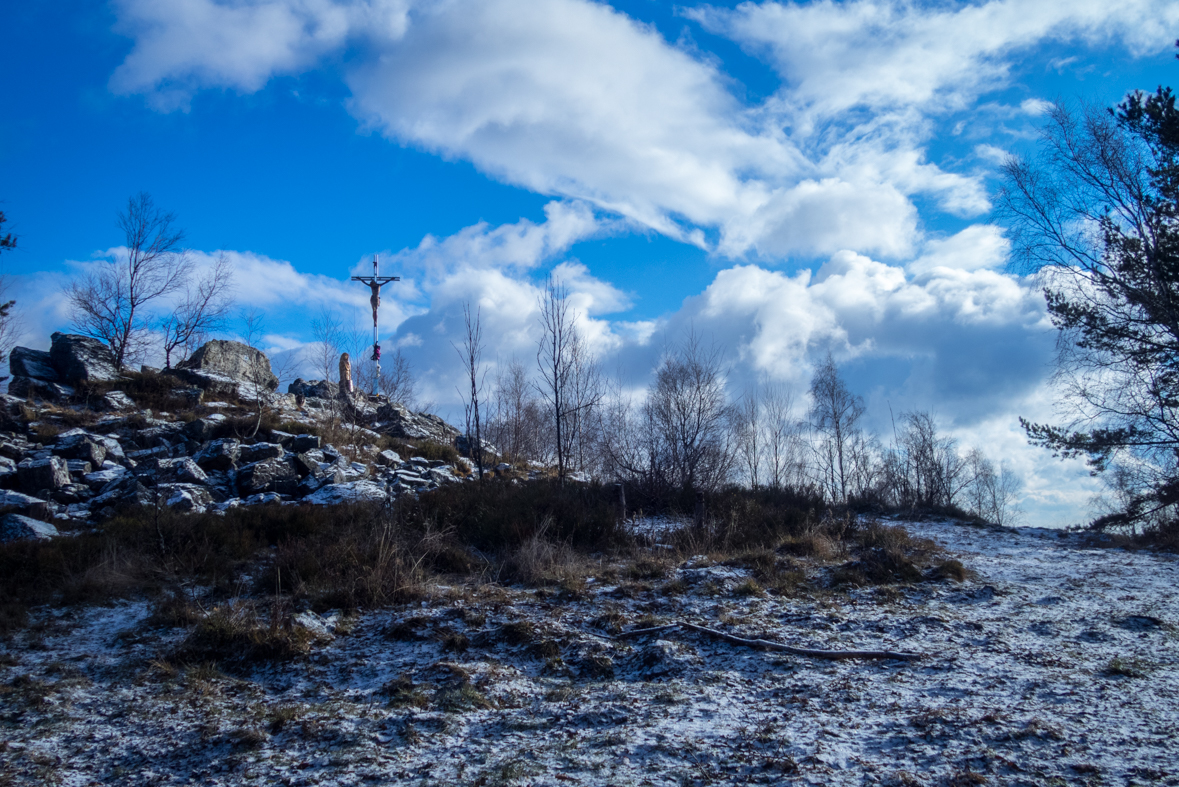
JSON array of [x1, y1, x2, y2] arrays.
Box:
[[194, 438, 241, 471], [183, 416, 226, 443], [376, 402, 461, 443], [83, 465, 129, 492], [151, 457, 209, 485], [102, 391, 136, 411], [8, 376, 75, 402], [56, 435, 107, 467], [288, 379, 338, 399], [0, 514, 59, 543], [169, 340, 278, 398], [376, 449, 402, 467], [291, 434, 321, 452], [239, 442, 284, 464], [159, 483, 217, 513], [49, 332, 119, 382], [0, 489, 48, 516], [289, 452, 319, 479], [8, 347, 58, 381], [236, 457, 299, 497], [18, 456, 71, 495], [304, 480, 389, 506]]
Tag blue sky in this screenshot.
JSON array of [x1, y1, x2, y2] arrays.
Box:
[[3, 0, 1179, 525]]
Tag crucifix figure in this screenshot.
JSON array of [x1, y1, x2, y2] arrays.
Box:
[[351, 255, 400, 395]]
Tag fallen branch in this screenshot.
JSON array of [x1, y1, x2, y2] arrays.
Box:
[[612, 621, 923, 662]]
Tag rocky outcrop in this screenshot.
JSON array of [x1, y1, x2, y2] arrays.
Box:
[[49, 333, 119, 382], [376, 402, 461, 443], [8, 333, 117, 401], [169, 340, 278, 399]]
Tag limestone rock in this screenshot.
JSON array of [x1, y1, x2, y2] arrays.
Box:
[[304, 480, 389, 506], [159, 483, 217, 512], [8, 347, 58, 381], [18, 456, 71, 495], [376, 402, 461, 443], [0, 514, 59, 543], [288, 379, 338, 399], [102, 391, 136, 411], [8, 376, 75, 402], [169, 339, 278, 398], [237, 457, 299, 497], [194, 439, 241, 471], [239, 442, 284, 464], [0, 489, 49, 516], [49, 332, 119, 382]]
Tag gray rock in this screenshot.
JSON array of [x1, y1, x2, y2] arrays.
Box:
[[183, 416, 225, 443], [8, 347, 58, 381], [376, 449, 402, 467], [102, 391, 136, 411], [0, 514, 59, 543], [159, 483, 217, 512], [239, 442, 284, 464], [169, 340, 278, 397], [0, 489, 48, 516], [83, 465, 129, 491], [237, 457, 299, 497], [49, 332, 119, 382], [156, 457, 208, 485], [65, 460, 93, 476], [57, 435, 107, 466], [52, 483, 92, 504], [289, 452, 319, 479], [291, 434, 321, 452], [8, 376, 75, 402], [304, 480, 389, 506], [375, 402, 461, 443], [18, 456, 71, 494], [288, 378, 338, 399], [194, 438, 241, 471]]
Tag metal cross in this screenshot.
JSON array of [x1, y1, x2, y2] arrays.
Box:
[[351, 255, 400, 395]]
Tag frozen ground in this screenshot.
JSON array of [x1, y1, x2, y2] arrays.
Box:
[[1, 519, 1177, 786]]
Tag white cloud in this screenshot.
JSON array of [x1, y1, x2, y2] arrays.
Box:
[[109, 0, 411, 110]]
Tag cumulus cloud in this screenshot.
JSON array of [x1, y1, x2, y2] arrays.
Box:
[[102, 0, 1177, 259], [109, 0, 412, 110]]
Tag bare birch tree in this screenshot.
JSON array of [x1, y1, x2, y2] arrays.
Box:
[[67, 193, 190, 368], [454, 302, 487, 479], [808, 353, 865, 504]]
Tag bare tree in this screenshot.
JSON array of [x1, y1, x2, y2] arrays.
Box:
[[645, 333, 734, 493], [67, 193, 190, 369], [454, 302, 487, 479], [375, 347, 416, 405], [735, 387, 761, 489], [489, 358, 545, 464], [761, 381, 807, 491], [310, 307, 345, 387], [160, 253, 234, 368], [808, 353, 865, 504], [536, 278, 575, 483], [964, 448, 1023, 526]]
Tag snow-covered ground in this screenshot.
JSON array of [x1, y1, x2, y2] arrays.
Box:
[[1, 519, 1177, 786]]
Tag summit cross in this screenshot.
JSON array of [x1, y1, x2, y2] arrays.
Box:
[[351, 255, 400, 395]]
